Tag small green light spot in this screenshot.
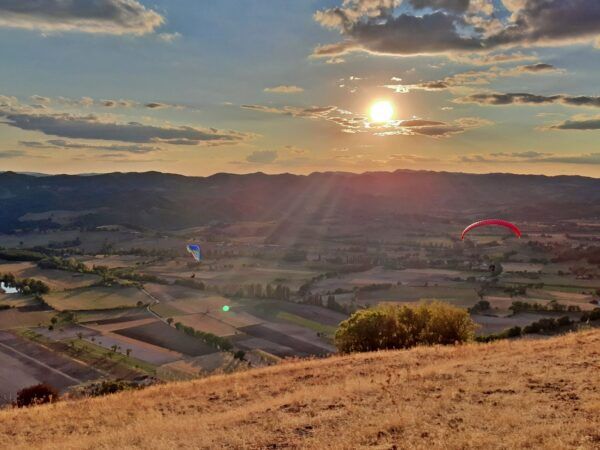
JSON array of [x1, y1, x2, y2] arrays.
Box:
[[222, 305, 230, 312]]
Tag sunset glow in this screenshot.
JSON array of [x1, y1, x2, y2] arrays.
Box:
[[369, 101, 394, 123]]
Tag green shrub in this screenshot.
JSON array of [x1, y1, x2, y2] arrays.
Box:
[[334, 301, 476, 353]]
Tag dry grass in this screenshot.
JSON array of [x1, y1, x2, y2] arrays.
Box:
[[44, 286, 148, 311], [0, 330, 599, 449]]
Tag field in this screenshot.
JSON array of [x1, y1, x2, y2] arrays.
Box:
[[0, 331, 102, 405], [357, 285, 481, 307], [79, 255, 151, 270], [141, 258, 319, 290], [44, 286, 148, 311], [115, 321, 218, 357], [0, 309, 53, 330], [83, 332, 182, 365], [313, 267, 469, 292], [171, 314, 239, 337], [1, 330, 598, 448], [0, 261, 100, 291]]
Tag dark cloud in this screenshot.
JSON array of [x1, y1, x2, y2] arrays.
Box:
[[145, 102, 169, 109], [409, 0, 470, 13], [460, 151, 600, 164], [313, 0, 600, 57], [0, 150, 26, 159], [536, 153, 600, 164], [457, 92, 600, 107], [246, 150, 278, 164], [0, 0, 163, 35], [487, 0, 600, 48], [0, 110, 251, 146], [549, 117, 600, 130], [20, 139, 159, 153], [518, 63, 557, 72], [314, 11, 483, 56]]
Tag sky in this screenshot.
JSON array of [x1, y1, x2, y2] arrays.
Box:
[[1, 0, 600, 177]]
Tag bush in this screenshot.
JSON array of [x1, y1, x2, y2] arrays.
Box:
[[581, 308, 600, 322], [15, 383, 59, 407], [174, 322, 233, 351], [334, 301, 476, 353]]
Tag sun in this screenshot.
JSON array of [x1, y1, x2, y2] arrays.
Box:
[[370, 100, 394, 123]]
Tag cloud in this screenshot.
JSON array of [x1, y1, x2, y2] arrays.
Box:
[[383, 63, 561, 93], [450, 52, 538, 65], [241, 104, 337, 118], [158, 32, 181, 43], [0, 106, 253, 146], [144, 102, 170, 109], [517, 63, 558, 73], [459, 150, 600, 164], [264, 85, 304, 94], [490, 151, 551, 158], [548, 115, 600, 130], [20, 139, 159, 153], [0, 0, 164, 35], [313, 0, 600, 58], [241, 102, 489, 138], [30, 95, 51, 105], [456, 92, 600, 107], [0, 150, 27, 159], [246, 150, 279, 164]]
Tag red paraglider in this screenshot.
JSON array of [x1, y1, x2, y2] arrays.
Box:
[[461, 219, 521, 240]]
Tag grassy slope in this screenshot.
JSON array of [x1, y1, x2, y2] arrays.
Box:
[[1, 331, 599, 449]]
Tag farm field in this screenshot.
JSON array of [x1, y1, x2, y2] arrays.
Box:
[[79, 255, 151, 269], [0, 309, 53, 330], [84, 332, 183, 365], [238, 324, 331, 357], [115, 320, 218, 357], [171, 314, 239, 337], [313, 267, 470, 292], [472, 312, 579, 335], [76, 308, 153, 325], [0, 261, 100, 291], [0, 331, 102, 405], [142, 259, 319, 289], [357, 285, 481, 307], [44, 286, 149, 311]]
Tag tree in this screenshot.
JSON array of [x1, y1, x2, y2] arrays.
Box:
[[335, 302, 476, 353], [126, 348, 132, 357]]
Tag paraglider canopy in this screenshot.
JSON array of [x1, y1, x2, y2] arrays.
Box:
[[186, 244, 203, 262], [461, 219, 521, 240]]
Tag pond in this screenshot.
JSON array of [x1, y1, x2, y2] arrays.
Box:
[[0, 282, 18, 294]]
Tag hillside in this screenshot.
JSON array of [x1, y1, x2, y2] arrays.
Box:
[[1, 330, 598, 449], [1, 170, 599, 233]]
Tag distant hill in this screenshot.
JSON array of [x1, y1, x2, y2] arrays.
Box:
[[0, 170, 599, 232], [1, 330, 598, 449]]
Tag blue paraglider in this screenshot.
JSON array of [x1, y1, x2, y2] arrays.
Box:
[[186, 244, 203, 262]]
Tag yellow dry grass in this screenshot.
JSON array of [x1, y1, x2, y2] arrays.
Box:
[[0, 330, 599, 449]]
